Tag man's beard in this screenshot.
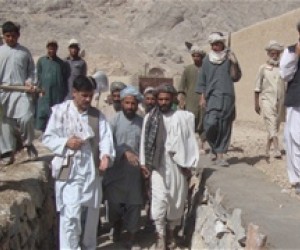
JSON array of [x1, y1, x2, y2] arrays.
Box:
[[113, 101, 122, 111], [123, 108, 136, 119], [145, 104, 155, 113], [267, 57, 279, 66], [158, 103, 172, 113]]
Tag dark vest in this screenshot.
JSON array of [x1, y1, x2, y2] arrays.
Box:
[[285, 44, 300, 107], [88, 107, 100, 168]]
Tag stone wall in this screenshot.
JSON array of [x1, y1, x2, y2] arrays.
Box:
[[186, 170, 267, 250], [0, 161, 56, 250], [183, 171, 247, 250]]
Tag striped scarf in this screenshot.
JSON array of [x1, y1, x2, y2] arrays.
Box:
[[144, 107, 165, 170]]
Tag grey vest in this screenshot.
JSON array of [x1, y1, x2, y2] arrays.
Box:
[[285, 44, 300, 107]]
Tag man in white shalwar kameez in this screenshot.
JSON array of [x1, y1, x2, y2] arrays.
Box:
[[0, 21, 37, 164], [43, 75, 115, 250], [280, 21, 300, 193], [254, 40, 285, 158], [140, 84, 199, 249]]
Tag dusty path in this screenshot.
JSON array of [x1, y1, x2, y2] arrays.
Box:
[[228, 120, 298, 197]]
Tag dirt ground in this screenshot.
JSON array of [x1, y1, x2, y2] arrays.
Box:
[[226, 119, 299, 198]]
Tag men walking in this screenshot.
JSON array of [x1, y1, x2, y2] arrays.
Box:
[[196, 32, 241, 166], [0, 21, 37, 164], [280, 21, 300, 192], [43, 75, 115, 249], [255, 40, 285, 159], [179, 45, 206, 154], [140, 84, 199, 249], [35, 40, 68, 131], [65, 39, 87, 100], [103, 86, 144, 249]]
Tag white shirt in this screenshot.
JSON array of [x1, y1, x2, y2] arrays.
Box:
[[43, 100, 115, 211], [280, 47, 299, 82]]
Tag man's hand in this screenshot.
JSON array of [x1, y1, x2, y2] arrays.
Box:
[[296, 42, 300, 57], [140, 165, 151, 179], [124, 151, 139, 167], [228, 51, 238, 64], [24, 81, 36, 94], [99, 155, 110, 172], [181, 168, 192, 178], [66, 136, 84, 150], [255, 102, 261, 115], [199, 94, 206, 109]]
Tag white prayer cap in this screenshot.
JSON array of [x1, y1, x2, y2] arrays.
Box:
[[69, 38, 80, 48], [143, 86, 155, 95], [208, 32, 226, 44], [265, 40, 284, 52], [190, 45, 206, 56], [110, 81, 127, 93], [92, 71, 108, 93]]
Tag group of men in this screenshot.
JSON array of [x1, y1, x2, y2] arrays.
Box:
[[43, 79, 199, 250], [180, 32, 241, 167], [0, 20, 199, 250], [0, 21, 88, 165], [3, 17, 300, 250]]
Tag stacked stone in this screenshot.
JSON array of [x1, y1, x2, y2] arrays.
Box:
[[0, 162, 56, 250]]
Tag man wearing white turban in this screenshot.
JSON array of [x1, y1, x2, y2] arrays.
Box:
[[103, 86, 144, 249], [196, 32, 241, 166], [179, 45, 206, 154], [254, 40, 285, 159]]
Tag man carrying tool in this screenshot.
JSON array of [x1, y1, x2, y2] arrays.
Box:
[[0, 21, 38, 165]]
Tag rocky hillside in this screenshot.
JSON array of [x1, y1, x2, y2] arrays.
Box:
[[0, 0, 299, 76]]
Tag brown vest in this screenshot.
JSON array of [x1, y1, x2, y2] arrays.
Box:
[[88, 107, 100, 168]]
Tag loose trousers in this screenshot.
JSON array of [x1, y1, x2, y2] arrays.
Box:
[[285, 107, 300, 184], [59, 205, 100, 250]]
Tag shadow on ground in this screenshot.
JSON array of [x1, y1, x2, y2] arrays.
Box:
[[228, 155, 267, 166]]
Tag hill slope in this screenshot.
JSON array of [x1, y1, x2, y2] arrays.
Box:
[[0, 0, 299, 76]]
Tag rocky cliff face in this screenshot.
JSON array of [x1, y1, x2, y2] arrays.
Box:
[[0, 0, 299, 75]]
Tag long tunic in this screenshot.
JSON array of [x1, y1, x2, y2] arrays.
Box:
[[179, 64, 201, 117], [140, 110, 199, 222], [103, 111, 144, 205], [65, 57, 87, 100], [196, 56, 236, 154], [280, 47, 300, 184], [42, 100, 115, 211], [35, 56, 68, 131], [0, 43, 35, 118], [179, 64, 205, 136], [255, 64, 285, 138], [0, 43, 35, 153]]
